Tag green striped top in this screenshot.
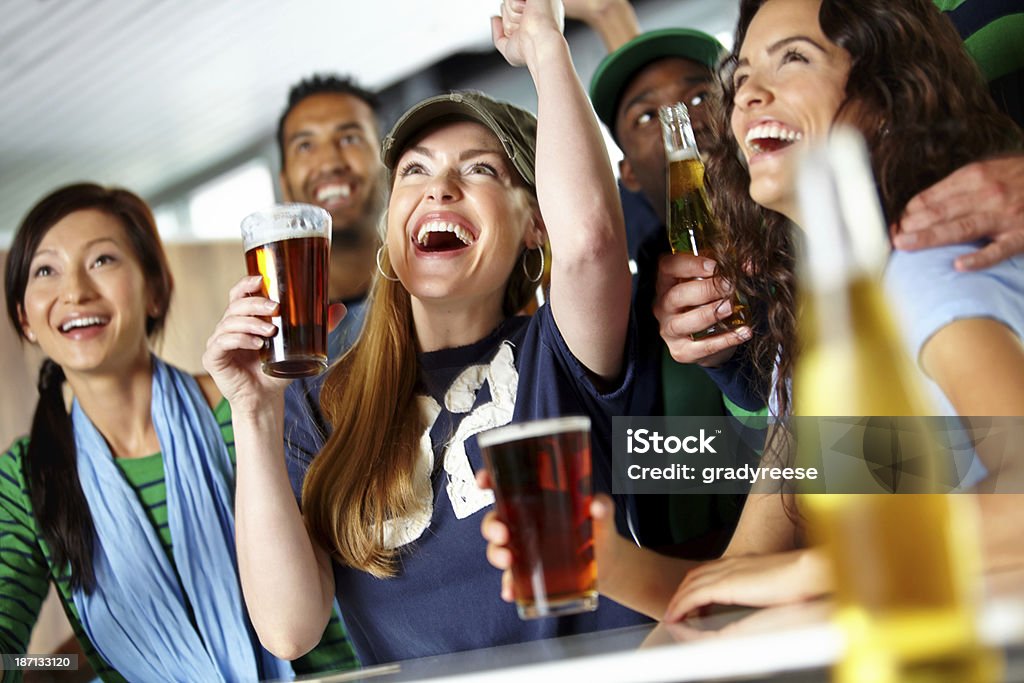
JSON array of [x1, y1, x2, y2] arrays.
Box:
[[0, 399, 358, 682]]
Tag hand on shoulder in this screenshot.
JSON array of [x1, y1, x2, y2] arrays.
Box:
[[894, 154, 1024, 271]]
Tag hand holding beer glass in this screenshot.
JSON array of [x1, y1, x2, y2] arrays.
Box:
[[478, 417, 598, 620], [240, 204, 331, 378], [658, 102, 747, 340]]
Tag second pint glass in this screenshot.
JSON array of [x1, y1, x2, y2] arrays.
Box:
[[478, 417, 598, 620], [241, 203, 331, 378]]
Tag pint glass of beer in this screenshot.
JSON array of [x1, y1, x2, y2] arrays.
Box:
[[478, 416, 598, 620], [240, 204, 331, 378]]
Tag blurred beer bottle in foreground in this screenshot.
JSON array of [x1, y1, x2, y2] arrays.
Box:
[[658, 102, 746, 340], [793, 128, 998, 683]]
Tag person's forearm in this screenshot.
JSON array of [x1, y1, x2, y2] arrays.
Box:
[[599, 537, 697, 620], [525, 32, 631, 377], [233, 404, 334, 659], [527, 35, 623, 263], [582, 0, 641, 51]]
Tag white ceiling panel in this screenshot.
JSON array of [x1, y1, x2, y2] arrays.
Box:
[[0, 0, 499, 247], [0, 0, 736, 248]]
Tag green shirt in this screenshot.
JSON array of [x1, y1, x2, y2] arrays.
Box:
[[0, 399, 357, 682], [934, 0, 1024, 83]]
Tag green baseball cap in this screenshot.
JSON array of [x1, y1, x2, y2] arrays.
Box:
[[381, 91, 537, 190], [589, 28, 726, 133]]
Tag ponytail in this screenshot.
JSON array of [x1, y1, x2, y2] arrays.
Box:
[[25, 359, 98, 592]]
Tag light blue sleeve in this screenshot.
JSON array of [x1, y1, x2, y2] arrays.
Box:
[[884, 243, 1024, 488], [884, 243, 1024, 371]]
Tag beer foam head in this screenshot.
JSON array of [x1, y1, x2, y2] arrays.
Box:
[[668, 148, 700, 163], [241, 203, 332, 251], [477, 416, 591, 449]]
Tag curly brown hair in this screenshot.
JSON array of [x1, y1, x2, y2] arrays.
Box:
[[705, 0, 1022, 420]]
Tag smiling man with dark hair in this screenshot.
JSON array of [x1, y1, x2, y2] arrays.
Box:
[[277, 74, 384, 335], [274, 72, 389, 673]]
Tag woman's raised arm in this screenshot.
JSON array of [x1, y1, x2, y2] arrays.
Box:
[[494, 0, 631, 381]]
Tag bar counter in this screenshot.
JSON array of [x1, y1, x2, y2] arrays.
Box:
[[295, 567, 1024, 683]]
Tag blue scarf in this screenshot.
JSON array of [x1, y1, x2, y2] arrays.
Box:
[[71, 357, 293, 682]]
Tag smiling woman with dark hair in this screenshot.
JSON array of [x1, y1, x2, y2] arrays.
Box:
[[1, 183, 355, 682], [708, 0, 1022, 423], [653, 0, 1024, 619], [482, 0, 1024, 625], [671, 0, 1023, 618]]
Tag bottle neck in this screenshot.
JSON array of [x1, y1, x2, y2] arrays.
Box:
[[659, 102, 701, 159], [794, 130, 927, 417]]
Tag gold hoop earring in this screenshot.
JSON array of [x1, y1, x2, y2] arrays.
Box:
[[521, 246, 544, 284], [376, 245, 400, 282]]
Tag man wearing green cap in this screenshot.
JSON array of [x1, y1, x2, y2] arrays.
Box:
[[569, 1, 723, 271], [590, 27, 723, 260], [590, 26, 761, 386], [585, 21, 760, 557], [578, 0, 1024, 411], [586, 23, 763, 419]]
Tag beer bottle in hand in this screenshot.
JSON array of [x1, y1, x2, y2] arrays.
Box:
[[658, 102, 746, 340], [793, 128, 997, 683]]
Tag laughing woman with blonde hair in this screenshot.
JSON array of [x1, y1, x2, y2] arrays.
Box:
[[204, 0, 650, 666]]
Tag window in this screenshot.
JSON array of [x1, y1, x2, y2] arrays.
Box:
[[153, 205, 182, 241], [187, 160, 275, 240]]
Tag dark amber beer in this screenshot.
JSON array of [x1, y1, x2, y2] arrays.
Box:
[[241, 204, 331, 378], [478, 417, 597, 620], [660, 103, 747, 339]]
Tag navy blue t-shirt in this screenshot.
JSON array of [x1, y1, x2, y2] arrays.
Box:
[[285, 305, 650, 665], [620, 183, 662, 268]]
